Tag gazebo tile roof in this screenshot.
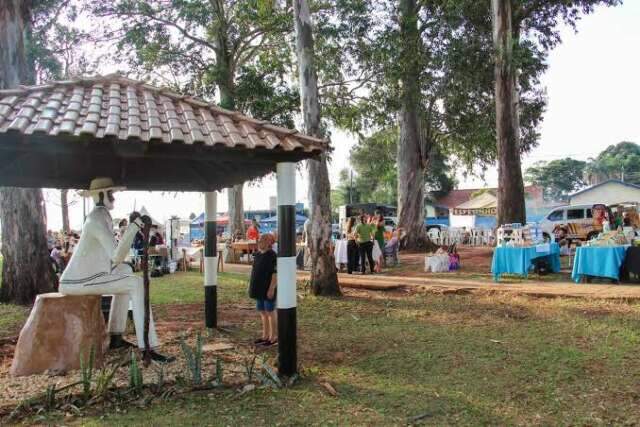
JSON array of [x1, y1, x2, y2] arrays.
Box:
[[0, 74, 327, 153]]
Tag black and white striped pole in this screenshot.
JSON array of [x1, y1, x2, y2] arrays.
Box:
[[204, 191, 218, 328], [276, 162, 297, 376]]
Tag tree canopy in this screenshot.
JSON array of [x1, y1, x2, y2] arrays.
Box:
[[332, 127, 456, 208], [525, 158, 587, 201], [585, 141, 640, 185]]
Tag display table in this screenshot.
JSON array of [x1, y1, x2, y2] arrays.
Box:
[[571, 245, 629, 283], [230, 241, 258, 264], [491, 243, 561, 281]]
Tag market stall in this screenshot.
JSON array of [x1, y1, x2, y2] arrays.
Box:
[[230, 240, 258, 264], [571, 230, 632, 283], [571, 245, 628, 283], [491, 242, 561, 281], [491, 223, 559, 281]]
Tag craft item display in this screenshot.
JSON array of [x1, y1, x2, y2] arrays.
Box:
[[584, 230, 628, 247], [497, 223, 544, 247]]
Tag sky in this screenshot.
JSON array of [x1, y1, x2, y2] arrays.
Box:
[[44, 1, 640, 231]]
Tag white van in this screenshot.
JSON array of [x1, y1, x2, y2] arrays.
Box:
[[540, 204, 602, 241]]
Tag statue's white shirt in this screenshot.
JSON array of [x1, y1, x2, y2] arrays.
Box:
[[60, 206, 115, 285]]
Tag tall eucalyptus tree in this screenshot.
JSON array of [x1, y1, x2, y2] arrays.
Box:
[[293, 0, 339, 295]]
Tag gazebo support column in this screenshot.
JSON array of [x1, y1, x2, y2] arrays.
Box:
[[276, 162, 297, 376], [204, 191, 218, 328]]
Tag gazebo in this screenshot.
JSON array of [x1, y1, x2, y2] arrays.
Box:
[[0, 74, 327, 375]]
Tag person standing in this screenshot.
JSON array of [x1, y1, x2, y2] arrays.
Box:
[[346, 217, 359, 274], [355, 214, 375, 274], [373, 213, 386, 271], [249, 234, 278, 347], [246, 218, 261, 241]]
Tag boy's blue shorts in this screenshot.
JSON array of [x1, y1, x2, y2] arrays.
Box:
[[256, 299, 276, 312]]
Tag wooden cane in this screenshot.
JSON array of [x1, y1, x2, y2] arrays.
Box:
[[141, 218, 152, 364]]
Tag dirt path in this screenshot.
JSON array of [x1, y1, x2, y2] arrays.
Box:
[[223, 259, 640, 301]]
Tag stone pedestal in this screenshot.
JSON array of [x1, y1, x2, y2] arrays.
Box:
[[10, 293, 106, 376]]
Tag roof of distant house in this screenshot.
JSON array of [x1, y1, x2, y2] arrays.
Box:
[[569, 179, 640, 198], [435, 185, 543, 209]]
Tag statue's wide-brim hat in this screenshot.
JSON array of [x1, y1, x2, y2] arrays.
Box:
[[78, 177, 126, 197]]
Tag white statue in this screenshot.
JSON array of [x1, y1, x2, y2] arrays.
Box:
[[59, 177, 172, 362]]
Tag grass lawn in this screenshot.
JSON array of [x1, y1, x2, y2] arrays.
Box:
[[4, 269, 640, 425], [83, 272, 640, 425]]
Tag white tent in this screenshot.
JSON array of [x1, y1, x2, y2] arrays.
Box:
[[139, 206, 163, 227]]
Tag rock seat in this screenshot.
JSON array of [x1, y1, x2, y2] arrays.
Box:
[[10, 293, 106, 377]]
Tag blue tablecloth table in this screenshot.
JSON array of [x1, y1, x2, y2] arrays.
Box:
[[491, 243, 561, 281], [571, 245, 629, 283]]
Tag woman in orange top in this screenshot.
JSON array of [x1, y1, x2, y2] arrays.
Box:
[[246, 218, 260, 241]]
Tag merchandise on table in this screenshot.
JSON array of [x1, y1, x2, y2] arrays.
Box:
[[584, 230, 629, 247], [496, 223, 545, 247]]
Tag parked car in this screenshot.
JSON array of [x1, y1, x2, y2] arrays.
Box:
[[540, 204, 606, 241]]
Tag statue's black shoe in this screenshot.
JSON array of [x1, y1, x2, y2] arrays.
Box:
[[147, 350, 176, 363], [109, 334, 136, 349]]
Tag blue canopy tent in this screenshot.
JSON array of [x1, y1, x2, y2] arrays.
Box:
[[260, 214, 308, 233], [190, 213, 206, 241]]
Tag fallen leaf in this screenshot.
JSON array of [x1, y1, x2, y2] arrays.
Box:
[[240, 384, 256, 394], [320, 382, 337, 397], [203, 342, 234, 352]]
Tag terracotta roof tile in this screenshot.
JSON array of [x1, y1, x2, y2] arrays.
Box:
[[0, 74, 327, 154]]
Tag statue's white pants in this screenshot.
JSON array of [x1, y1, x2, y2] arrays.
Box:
[[59, 264, 159, 349]]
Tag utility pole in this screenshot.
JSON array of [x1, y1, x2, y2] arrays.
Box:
[[349, 169, 353, 204]]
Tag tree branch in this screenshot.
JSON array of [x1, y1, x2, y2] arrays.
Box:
[[96, 9, 217, 52]]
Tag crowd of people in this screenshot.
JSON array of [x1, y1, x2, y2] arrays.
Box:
[[47, 220, 169, 275], [47, 230, 81, 273], [344, 211, 400, 275]]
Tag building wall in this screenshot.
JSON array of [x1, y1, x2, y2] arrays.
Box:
[[570, 182, 640, 206]]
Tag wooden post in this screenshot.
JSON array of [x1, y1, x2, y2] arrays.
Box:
[[204, 191, 218, 329], [277, 162, 297, 376], [141, 217, 152, 364]]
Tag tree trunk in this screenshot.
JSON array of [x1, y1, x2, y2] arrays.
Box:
[[211, 0, 245, 245], [0, 188, 56, 304], [0, 0, 55, 305], [492, 0, 526, 225], [60, 189, 70, 233], [293, 0, 340, 296], [397, 0, 428, 251], [227, 183, 245, 236]]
